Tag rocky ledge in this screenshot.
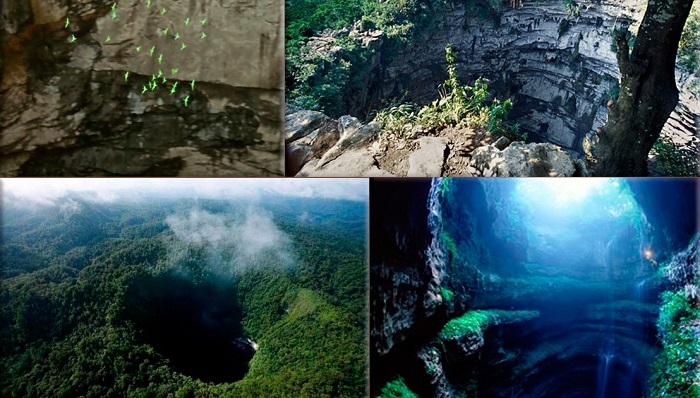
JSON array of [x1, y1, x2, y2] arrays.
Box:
[[286, 105, 589, 177]]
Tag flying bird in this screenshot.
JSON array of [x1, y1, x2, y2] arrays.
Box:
[[65, 18, 70, 28], [124, 71, 129, 81], [184, 95, 190, 107], [190, 80, 195, 90], [150, 80, 157, 90], [201, 18, 207, 26], [185, 18, 190, 27], [174, 32, 180, 40], [169, 85, 176, 95], [111, 10, 117, 19], [161, 7, 166, 15], [158, 53, 163, 64], [171, 68, 179, 75], [105, 35, 111, 43], [163, 27, 169, 36], [135, 45, 142, 52], [141, 85, 148, 94], [146, 0, 151, 7], [161, 76, 167, 84], [157, 69, 163, 78], [201, 32, 207, 39], [180, 42, 187, 51], [69, 34, 77, 43], [149, 45, 155, 56], [111, 3, 116, 11]]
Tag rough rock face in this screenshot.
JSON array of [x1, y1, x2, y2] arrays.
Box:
[[1, 0, 284, 175], [300, 0, 698, 161]]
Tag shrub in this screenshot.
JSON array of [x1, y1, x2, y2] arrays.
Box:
[[440, 287, 454, 302], [650, 135, 698, 177], [649, 290, 700, 397], [374, 45, 520, 139], [442, 230, 458, 259], [678, 3, 700, 72]]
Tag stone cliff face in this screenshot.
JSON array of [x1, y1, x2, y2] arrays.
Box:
[[1, 0, 284, 176], [354, 0, 698, 157]]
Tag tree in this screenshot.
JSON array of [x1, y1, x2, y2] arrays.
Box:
[[595, 0, 695, 176]]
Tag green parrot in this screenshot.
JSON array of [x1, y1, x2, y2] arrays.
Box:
[[184, 95, 190, 107]]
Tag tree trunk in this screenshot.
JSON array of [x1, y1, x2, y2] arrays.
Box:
[[595, 0, 695, 176]]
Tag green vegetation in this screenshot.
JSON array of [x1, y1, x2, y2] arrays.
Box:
[[439, 310, 491, 340], [378, 376, 419, 398], [439, 178, 452, 197], [563, 0, 581, 18], [286, 0, 448, 115], [678, 2, 700, 72], [442, 230, 459, 259], [439, 310, 540, 340], [374, 45, 522, 141], [441, 287, 455, 302], [0, 196, 366, 397], [649, 290, 700, 397], [650, 135, 699, 176]]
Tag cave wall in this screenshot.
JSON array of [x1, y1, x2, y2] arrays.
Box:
[[0, 0, 284, 176], [359, 0, 698, 156]]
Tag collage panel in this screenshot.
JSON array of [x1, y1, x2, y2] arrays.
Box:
[[370, 178, 699, 398], [1, 0, 284, 176], [0, 178, 368, 397], [285, 1, 699, 177]]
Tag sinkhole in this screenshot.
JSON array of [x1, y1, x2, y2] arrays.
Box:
[[371, 178, 697, 398], [125, 272, 255, 383]]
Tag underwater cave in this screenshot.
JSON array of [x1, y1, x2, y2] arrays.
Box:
[[371, 178, 698, 398], [125, 272, 256, 383]]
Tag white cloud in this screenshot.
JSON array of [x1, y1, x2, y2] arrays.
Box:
[[1, 178, 368, 204]]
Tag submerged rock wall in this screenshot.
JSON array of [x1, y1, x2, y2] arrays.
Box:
[[1, 0, 284, 175]]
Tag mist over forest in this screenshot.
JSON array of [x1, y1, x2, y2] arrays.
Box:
[[0, 181, 368, 397]]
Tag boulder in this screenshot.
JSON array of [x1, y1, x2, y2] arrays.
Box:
[[316, 116, 379, 168], [469, 141, 585, 177], [285, 108, 329, 144], [407, 136, 448, 177]]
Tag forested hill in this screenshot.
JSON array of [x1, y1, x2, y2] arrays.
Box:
[[0, 194, 367, 397]]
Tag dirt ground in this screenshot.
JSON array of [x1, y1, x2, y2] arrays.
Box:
[[372, 124, 500, 176]]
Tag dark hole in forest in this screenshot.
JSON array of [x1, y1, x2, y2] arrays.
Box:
[[125, 272, 255, 383]]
